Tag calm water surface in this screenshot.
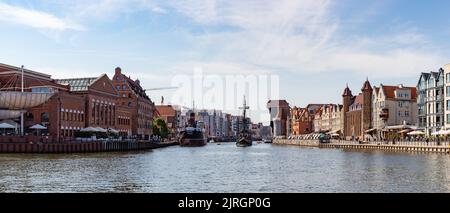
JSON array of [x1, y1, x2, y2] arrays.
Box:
[[0, 143, 449, 193]]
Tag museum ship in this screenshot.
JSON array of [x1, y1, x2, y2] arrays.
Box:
[[178, 111, 207, 147]]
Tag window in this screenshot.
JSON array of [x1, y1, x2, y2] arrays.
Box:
[[447, 73, 450, 83], [447, 114, 450, 124], [446, 87, 450, 97], [398, 111, 402, 117], [405, 111, 410, 117], [41, 113, 49, 123], [447, 100, 450, 111]]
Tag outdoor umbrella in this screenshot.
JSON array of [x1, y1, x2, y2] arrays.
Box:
[[30, 124, 47, 136], [0, 123, 15, 135], [80, 127, 99, 132], [107, 128, 119, 134], [407, 130, 425, 136], [95, 127, 107, 133], [431, 130, 448, 136]]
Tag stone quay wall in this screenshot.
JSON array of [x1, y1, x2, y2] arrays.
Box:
[[273, 139, 450, 154], [273, 139, 319, 147], [0, 141, 179, 154]]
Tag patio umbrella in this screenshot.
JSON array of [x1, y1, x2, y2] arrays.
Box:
[[0, 123, 16, 135], [407, 130, 425, 136], [80, 127, 99, 132], [108, 128, 119, 134], [95, 127, 107, 133], [431, 130, 447, 136], [29, 124, 47, 136]]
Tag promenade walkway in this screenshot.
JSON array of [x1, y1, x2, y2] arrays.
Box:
[[273, 139, 450, 154]]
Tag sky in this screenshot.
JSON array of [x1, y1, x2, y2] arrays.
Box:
[[1, 0, 450, 123]]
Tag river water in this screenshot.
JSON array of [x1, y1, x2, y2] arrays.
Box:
[[0, 143, 449, 193]]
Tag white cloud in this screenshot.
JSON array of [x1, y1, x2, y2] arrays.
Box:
[[152, 6, 167, 14], [165, 0, 445, 78], [0, 2, 84, 31]]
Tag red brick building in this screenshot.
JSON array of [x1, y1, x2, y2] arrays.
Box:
[[342, 79, 373, 140], [291, 107, 313, 135], [0, 63, 84, 142], [155, 105, 180, 134], [112, 67, 154, 140]]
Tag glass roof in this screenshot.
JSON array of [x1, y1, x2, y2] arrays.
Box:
[[55, 78, 97, 92]]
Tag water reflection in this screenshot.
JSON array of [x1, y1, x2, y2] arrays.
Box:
[[0, 143, 449, 192]]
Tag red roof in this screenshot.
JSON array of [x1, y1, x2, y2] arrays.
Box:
[[155, 105, 176, 117], [381, 85, 417, 101]]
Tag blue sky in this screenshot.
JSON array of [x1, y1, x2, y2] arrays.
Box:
[[1, 0, 449, 122]]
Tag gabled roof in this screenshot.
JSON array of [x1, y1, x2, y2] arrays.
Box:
[[342, 84, 352, 96], [361, 79, 372, 91], [121, 74, 151, 101], [380, 85, 417, 101], [155, 105, 177, 117]]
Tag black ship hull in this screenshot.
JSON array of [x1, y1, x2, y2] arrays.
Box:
[[180, 138, 207, 147], [236, 138, 252, 147]]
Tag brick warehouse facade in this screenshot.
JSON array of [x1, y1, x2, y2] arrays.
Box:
[[56, 74, 133, 138], [0, 63, 151, 143], [112, 67, 155, 140]]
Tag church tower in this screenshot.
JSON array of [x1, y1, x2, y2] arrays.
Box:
[[361, 78, 373, 135], [342, 84, 352, 138]]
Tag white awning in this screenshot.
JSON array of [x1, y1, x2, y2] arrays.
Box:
[[407, 130, 425, 136], [0, 123, 16, 129], [0, 110, 21, 120], [431, 130, 449, 136], [0, 91, 54, 109], [80, 127, 98, 132], [108, 128, 119, 134], [95, 127, 107, 133]]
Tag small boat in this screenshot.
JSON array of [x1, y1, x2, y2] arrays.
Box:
[[263, 138, 272, 144]]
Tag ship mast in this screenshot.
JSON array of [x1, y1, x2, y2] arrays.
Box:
[[239, 96, 249, 131], [20, 65, 24, 136]]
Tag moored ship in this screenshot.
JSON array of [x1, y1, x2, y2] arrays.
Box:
[[236, 96, 252, 147], [179, 111, 207, 147]]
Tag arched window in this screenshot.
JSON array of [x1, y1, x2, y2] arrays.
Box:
[[41, 112, 50, 123], [25, 112, 34, 121]]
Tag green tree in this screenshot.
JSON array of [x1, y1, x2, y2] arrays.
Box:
[[153, 118, 170, 138]]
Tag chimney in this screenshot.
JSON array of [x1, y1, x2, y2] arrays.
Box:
[[136, 79, 140, 85], [398, 84, 404, 88], [115, 67, 122, 75]]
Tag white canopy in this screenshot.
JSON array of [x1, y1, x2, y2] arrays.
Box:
[[80, 127, 98, 132], [0, 91, 54, 109], [108, 128, 119, 134], [431, 130, 448, 136], [0, 110, 21, 120], [0, 123, 16, 129], [29, 124, 47, 130], [407, 130, 425, 136], [95, 127, 107, 133]]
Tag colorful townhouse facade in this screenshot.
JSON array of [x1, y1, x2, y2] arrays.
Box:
[[417, 70, 444, 136]]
